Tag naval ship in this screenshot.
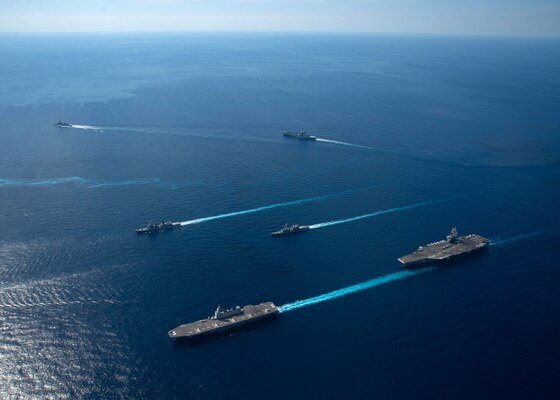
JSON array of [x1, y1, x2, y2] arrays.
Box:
[[283, 130, 317, 140], [54, 120, 72, 128], [398, 228, 489, 267], [135, 221, 180, 234], [168, 302, 279, 340], [272, 224, 310, 236]]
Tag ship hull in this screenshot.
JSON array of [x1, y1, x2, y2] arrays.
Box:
[[135, 223, 180, 234], [135, 227, 177, 234], [398, 234, 489, 267], [399, 245, 488, 268], [271, 227, 310, 236], [170, 312, 278, 342], [169, 302, 279, 342], [135, 228, 177, 234], [285, 136, 316, 141], [283, 133, 316, 140]]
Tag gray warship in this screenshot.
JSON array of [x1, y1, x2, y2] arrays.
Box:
[[135, 220, 180, 234], [398, 228, 489, 267], [168, 302, 279, 340], [54, 120, 72, 128], [283, 130, 317, 140], [272, 224, 310, 236]]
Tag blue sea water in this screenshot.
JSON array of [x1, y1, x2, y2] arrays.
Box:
[[0, 33, 559, 399]]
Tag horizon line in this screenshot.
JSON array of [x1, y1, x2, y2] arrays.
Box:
[[1, 30, 559, 39]]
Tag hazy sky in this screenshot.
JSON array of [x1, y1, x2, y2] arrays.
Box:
[[1, 0, 559, 37]]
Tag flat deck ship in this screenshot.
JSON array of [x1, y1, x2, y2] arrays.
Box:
[[168, 302, 279, 340], [398, 228, 489, 267]]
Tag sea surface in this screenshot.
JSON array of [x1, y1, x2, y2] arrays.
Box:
[[0, 33, 559, 399]]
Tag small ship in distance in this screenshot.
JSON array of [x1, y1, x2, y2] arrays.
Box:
[[54, 120, 72, 128], [283, 130, 317, 140], [398, 227, 489, 267], [135, 220, 180, 234], [168, 302, 279, 340], [272, 224, 311, 236]]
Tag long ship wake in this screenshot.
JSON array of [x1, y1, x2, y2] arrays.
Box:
[[490, 229, 549, 247], [70, 124, 103, 131], [309, 199, 443, 229], [279, 267, 435, 313], [316, 138, 374, 150], [0, 177, 175, 189], [69, 124, 377, 149], [179, 189, 358, 226]]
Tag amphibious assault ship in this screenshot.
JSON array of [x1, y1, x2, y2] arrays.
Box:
[[283, 130, 317, 140], [54, 120, 72, 128], [168, 302, 279, 340], [272, 224, 310, 236], [135, 221, 180, 234], [398, 228, 489, 267]]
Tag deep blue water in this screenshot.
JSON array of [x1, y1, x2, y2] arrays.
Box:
[[0, 33, 559, 399]]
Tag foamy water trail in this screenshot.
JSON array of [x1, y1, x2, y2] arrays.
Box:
[[316, 138, 374, 150], [84, 125, 277, 144], [490, 229, 549, 247], [70, 124, 103, 131], [179, 189, 358, 226], [279, 267, 435, 313], [0, 177, 177, 189], [309, 199, 443, 229]]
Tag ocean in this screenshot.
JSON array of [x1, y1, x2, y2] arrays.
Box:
[[0, 33, 559, 399]]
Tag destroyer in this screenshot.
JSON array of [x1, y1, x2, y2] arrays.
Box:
[[168, 302, 279, 340], [54, 120, 72, 128], [398, 228, 489, 267], [272, 224, 310, 236], [283, 130, 317, 140], [135, 220, 180, 234]]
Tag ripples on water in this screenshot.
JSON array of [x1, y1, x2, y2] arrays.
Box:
[[0, 311, 138, 399], [0, 267, 123, 309], [0, 34, 559, 399], [0, 259, 136, 398], [0, 177, 181, 190]]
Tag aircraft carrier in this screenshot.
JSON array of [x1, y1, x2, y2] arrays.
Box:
[[168, 302, 279, 340], [398, 228, 489, 267]]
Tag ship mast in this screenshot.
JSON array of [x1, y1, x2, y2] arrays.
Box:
[[213, 305, 221, 319]]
